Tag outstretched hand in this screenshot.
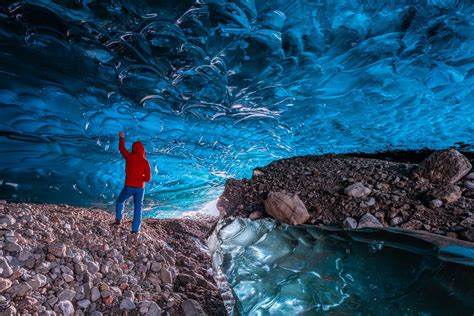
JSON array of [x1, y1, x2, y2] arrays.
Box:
[[119, 131, 124, 138]]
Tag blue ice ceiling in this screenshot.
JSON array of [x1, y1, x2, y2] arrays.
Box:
[[0, 0, 473, 215]]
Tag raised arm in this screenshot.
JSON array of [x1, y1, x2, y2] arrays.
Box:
[[119, 131, 130, 159], [144, 160, 151, 182]]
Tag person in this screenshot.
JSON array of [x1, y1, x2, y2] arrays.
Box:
[[115, 131, 151, 233]]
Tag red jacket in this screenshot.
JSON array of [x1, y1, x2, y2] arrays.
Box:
[[119, 137, 151, 188]]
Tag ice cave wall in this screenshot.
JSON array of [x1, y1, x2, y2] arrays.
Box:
[[0, 0, 473, 215]]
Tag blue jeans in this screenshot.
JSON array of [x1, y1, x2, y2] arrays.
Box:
[[116, 186, 145, 233]]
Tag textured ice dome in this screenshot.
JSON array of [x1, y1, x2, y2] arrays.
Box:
[[0, 0, 473, 215]]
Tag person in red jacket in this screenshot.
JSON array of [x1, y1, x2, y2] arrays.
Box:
[[115, 131, 151, 233]]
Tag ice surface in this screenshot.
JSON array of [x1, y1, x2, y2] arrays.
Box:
[[210, 218, 474, 315], [0, 1, 473, 214]]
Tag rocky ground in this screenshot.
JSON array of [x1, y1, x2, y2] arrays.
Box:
[[0, 202, 225, 315], [218, 149, 474, 242]]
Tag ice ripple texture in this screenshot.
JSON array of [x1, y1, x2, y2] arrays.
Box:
[[0, 1, 473, 214], [210, 218, 474, 315]]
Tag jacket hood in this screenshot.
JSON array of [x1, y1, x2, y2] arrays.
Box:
[[132, 141, 146, 158]]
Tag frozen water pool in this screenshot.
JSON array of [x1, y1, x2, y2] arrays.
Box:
[[210, 218, 474, 315]]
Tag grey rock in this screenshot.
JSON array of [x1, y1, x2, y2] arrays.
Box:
[[85, 260, 100, 274], [460, 217, 473, 228], [0, 215, 16, 226], [150, 261, 161, 272], [35, 261, 51, 274], [28, 273, 47, 289], [2, 305, 16, 316], [416, 149, 472, 183], [18, 250, 34, 261], [465, 172, 474, 180], [429, 199, 443, 208], [342, 217, 357, 229], [389, 217, 403, 226], [160, 267, 173, 285], [78, 299, 91, 309], [357, 213, 383, 229], [264, 192, 310, 225], [465, 181, 474, 190], [4, 241, 21, 253], [91, 287, 101, 302], [11, 282, 32, 296], [0, 257, 13, 277], [181, 299, 205, 316], [58, 289, 76, 301], [120, 297, 136, 310], [56, 300, 75, 316], [344, 183, 371, 198], [146, 302, 161, 316]]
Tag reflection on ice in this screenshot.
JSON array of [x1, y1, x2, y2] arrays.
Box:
[[210, 218, 474, 315]]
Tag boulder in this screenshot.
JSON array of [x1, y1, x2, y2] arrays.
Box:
[[264, 192, 310, 225], [416, 149, 471, 183], [357, 213, 383, 228], [429, 185, 462, 204], [344, 183, 371, 198], [342, 217, 357, 229]]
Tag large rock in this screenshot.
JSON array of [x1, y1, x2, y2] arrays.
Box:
[[357, 213, 383, 228], [264, 192, 310, 225], [416, 149, 471, 183], [429, 185, 462, 204], [344, 182, 371, 198]]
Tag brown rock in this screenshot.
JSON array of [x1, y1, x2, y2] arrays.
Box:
[[429, 185, 462, 204], [416, 149, 471, 183], [249, 211, 263, 220], [0, 277, 12, 292], [264, 192, 310, 225]]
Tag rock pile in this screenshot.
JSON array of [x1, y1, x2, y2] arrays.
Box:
[[218, 150, 474, 242], [0, 201, 225, 315]]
